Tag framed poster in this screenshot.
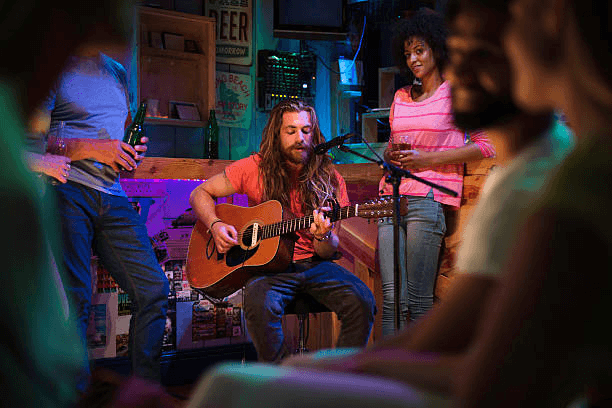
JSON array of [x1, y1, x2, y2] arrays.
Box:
[[215, 71, 252, 129], [205, 0, 253, 65]]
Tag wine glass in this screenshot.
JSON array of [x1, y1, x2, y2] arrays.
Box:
[[390, 137, 413, 161]]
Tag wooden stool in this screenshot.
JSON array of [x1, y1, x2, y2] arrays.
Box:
[[284, 293, 330, 355]]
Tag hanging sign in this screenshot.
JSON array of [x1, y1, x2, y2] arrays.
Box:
[[215, 71, 252, 129], [205, 0, 253, 66]]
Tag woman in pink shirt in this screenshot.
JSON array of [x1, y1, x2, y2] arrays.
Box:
[[378, 8, 495, 335]]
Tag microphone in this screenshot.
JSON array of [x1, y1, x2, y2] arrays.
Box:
[[314, 133, 355, 155]]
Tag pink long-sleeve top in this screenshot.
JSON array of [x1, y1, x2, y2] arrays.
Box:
[[378, 81, 496, 208]]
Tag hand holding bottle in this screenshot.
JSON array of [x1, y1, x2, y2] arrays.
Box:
[[133, 136, 148, 161], [121, 101, 148, 170], [124, 102, 147, 147]]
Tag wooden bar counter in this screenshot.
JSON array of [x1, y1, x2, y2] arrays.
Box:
[[123, 157, 496, 349]]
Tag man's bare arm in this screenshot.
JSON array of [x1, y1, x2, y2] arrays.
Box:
[[189, 172, 238, 253]]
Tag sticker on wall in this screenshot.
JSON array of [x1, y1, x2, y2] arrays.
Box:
[[205, 0, 253, 66], [215, 71, 252, 129]]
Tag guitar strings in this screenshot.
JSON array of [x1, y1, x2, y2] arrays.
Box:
[[235, 206, 357, 243]]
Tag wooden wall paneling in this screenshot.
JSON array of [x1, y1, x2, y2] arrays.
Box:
[[336, 163, 384, 186], [226, 127, 257, 161], [144, 125, 176, 157], [219, 126, 231, 161], [355, 258, 377, 344], [338, 218, 378, 271], [337, 217, 380, 343], [175, 126, 205, 158], [140, 55, 203, 117], [122, 157, 233, 180]]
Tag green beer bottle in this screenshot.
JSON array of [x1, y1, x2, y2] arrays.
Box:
[[124, 101, 147, 146], [204, 109, 219, 159]]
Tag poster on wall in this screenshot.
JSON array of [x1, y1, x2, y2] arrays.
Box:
[[87, 292, 118, 359], [205, 0, 253, 66], [215, 71, 252, 129]]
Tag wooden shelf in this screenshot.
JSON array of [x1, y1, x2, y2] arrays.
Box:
[[141, 46, 207, 61], [379, 66, 400, 108], [361, 108, 391, 143], [144, 117, 205, 128], [138, 7, 216, 123]]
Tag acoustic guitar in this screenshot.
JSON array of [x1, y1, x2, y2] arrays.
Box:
[[185, 197, 407, 299]]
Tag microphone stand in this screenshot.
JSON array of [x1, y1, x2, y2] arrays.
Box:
[[336, 142, 457, 333]]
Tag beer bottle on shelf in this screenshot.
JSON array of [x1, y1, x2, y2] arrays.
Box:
[[123, 101, 147, 146], [204, 109, 219, 159]]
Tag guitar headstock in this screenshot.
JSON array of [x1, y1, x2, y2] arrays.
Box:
[[356, 196, 408, 219]]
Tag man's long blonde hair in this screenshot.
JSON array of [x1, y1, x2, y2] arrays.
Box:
[[258, 99, 339, 213]]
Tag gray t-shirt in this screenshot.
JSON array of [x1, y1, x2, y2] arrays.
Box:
[[455, 119, 574, 277], [45, 53, 129, 196]]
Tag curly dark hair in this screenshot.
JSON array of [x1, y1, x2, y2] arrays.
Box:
[[391, 7, 448, 79]]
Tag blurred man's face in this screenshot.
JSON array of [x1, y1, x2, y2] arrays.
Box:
[[445, 9, 520, 131]]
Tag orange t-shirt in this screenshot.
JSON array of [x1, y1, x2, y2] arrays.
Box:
[[224, 154, 349, 260]]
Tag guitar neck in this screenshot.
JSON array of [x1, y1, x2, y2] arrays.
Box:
[[260, 205, 356, 239]]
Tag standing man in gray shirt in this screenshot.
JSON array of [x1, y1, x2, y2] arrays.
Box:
[[35, 39, 169, 388]]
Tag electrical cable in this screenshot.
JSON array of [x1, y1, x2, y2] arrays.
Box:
[[338, 15, 366, 76], [303, 15, 366, 77]]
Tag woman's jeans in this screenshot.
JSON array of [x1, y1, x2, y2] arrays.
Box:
[[53, 181, 169, 384], [377, 191, 446, 336], [243, 260, 376, 362]]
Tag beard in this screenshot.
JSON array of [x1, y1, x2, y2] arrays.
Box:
[[281, 143, 311, 166], [452, 96, 521, 132]]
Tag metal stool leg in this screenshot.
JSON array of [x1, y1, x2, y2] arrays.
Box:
[[296, 312, 308, 355], [285, 293, 329, 355]]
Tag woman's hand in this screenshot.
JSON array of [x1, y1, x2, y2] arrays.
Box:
[[391, 149, 439, 170]]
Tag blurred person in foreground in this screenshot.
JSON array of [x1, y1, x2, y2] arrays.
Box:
[[28, 27, 170, 389], [455, 0, 612, 405], [0, 0, 134, 406]]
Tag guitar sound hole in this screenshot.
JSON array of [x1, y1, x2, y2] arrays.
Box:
[[226, 245, 258, 267], [241, 225, 258, 247]]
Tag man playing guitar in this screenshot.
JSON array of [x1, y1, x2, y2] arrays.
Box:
[[189, 99, 376, 362]]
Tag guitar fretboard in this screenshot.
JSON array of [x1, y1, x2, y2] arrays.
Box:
[[260, 205, 357, 239]]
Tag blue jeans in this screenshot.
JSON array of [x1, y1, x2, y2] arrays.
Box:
[[53, 181, 169, 383], [377, 191, 446, 336], [243, 260, 376, 362]]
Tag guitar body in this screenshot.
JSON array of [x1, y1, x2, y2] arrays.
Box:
[[186, 200, 295, 299], [186, 196, 406, 299]]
